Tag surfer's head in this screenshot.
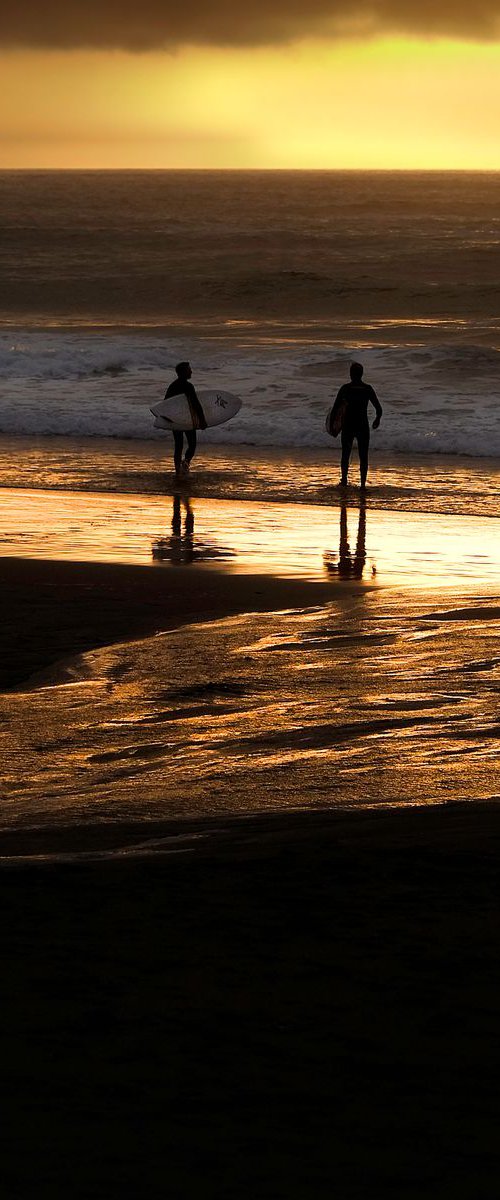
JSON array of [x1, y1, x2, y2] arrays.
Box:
[[350, 362, 363, 382], [175, 361, 192, 379]]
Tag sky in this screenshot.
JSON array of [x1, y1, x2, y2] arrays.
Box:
[[2, 1, 500, 168]]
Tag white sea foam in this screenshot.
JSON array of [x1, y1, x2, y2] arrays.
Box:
[[1, 331, 499, 457]]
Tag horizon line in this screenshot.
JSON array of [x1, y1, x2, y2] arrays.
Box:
[[1, 165, 500, 173]]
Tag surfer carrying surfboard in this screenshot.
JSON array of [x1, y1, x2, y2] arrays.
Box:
[[165, 361, 207, 479], [331, 362, 382, 489]]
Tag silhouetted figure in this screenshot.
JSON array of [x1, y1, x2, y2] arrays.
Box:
[[332, 362, 382, 489], [325, 501, 368, 580], [165, 361, 207, 481], [152, 494, 195, 564]]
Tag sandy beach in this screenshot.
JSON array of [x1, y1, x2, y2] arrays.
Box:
[[1, 471, 499, 1196]]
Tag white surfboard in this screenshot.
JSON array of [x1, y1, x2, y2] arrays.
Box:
[[151, 389, 241, 432]]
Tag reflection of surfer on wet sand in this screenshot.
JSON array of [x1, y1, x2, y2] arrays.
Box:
[[324, 502, 375, 580], [152, 495, 236, 566], [152, 494, 195, 564]]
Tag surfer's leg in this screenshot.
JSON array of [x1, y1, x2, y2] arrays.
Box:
[[340, 429, 354, 485], [173, 431, 184, 475], [358, 427, 370, 488], [184, 431, 197, 465]]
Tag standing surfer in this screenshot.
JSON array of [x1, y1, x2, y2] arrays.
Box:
[[165, 361, 207, 480], [332, 362, 382, 489]]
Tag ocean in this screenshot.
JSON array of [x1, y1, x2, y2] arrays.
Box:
[[1, 169, 500, 464]]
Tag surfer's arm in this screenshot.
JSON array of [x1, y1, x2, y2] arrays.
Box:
[[186, 383, 207, 429], [369, 387, 382, 428]]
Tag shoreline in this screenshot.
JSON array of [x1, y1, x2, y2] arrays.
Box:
[[0, 440, 497, 519]]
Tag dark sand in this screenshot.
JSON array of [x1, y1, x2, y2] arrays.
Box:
[[2, 555, 500, 1197], [2, 803, 500, 1198], [0, 556, 338, 690]]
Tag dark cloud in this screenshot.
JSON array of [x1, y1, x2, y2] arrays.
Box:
[[1, 0, 499, 50]]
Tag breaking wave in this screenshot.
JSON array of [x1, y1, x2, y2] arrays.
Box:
[[1, 331, 500, 458]]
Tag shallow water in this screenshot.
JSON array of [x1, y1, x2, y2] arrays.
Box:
[[0, 486, 499, 587], [0, 439, 498, 518]]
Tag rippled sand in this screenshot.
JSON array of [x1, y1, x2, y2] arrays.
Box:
[[2, 594, 499, 840]]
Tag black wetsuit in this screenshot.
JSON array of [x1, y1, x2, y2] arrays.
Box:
[[165, 377, 206, 468], [333, 381, 382, 486]]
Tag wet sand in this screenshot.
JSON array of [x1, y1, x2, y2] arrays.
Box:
[[0, 486, 498, 696], [0, 556, 337, 689]]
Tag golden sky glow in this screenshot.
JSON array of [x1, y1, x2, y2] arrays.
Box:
[[2, 37, 500, 168]]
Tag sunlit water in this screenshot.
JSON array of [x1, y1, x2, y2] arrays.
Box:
[[0, 486, 499, 587]]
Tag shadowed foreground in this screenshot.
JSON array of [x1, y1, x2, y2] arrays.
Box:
[[2, 803, 500, 1198], [0, 557, 336, 690]]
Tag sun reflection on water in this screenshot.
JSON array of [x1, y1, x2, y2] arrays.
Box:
[[0, 486, 498, 590]]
